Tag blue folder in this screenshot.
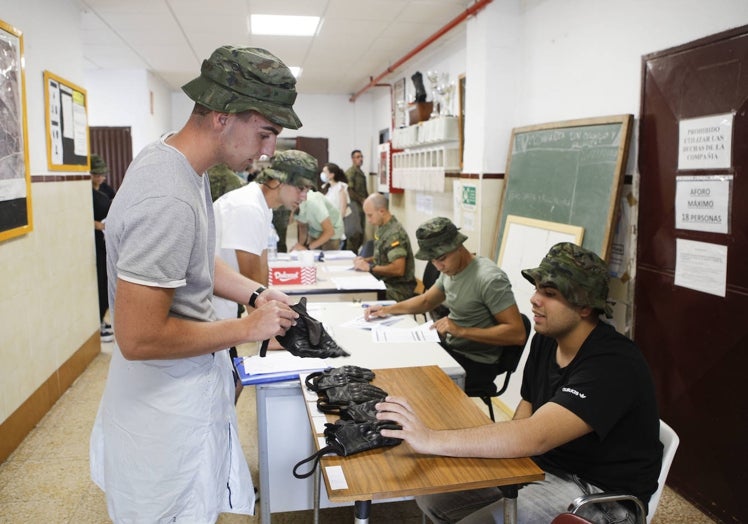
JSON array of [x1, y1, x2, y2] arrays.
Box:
[[234, 357, 326, 385]]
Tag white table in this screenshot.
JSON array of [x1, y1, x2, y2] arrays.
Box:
[[252, 302, 464, 523]]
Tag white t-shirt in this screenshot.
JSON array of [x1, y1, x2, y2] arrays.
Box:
[[213, 182, 272, 319]]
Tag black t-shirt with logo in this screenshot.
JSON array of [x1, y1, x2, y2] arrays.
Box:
[[521, 322, 663, 506]]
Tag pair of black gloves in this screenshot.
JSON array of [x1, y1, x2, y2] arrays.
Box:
[[293, 366, 402, 479]]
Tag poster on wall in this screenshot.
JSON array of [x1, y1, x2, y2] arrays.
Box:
[[0, 19, 32, 242], [674, 175, 732, 234], [678, 113, 733, 170], [43, 70, 90, 171]]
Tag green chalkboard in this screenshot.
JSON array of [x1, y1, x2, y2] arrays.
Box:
[[495, 115, 632, 260]]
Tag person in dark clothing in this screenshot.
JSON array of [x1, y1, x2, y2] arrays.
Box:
[[90, 154, 113, 341]]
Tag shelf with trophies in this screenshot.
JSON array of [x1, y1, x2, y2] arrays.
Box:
[[392, 71, 460, 192]]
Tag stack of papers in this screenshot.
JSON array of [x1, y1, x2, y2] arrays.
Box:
[[339, 314, 404, 330], [371, 321, 441, 343], [331, 274, 387, 290], [235, 351, 334, 385]]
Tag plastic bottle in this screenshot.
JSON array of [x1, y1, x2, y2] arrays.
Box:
[[267, 226, 279, 261]]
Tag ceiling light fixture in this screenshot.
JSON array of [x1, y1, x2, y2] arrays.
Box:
[[249, 14, 320, 36]]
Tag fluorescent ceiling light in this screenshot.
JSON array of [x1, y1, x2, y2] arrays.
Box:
[[250, 14, 320, 36], [289, 67, 302, 78]]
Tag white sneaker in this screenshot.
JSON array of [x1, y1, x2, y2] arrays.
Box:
[[100, 322, 114, 343]]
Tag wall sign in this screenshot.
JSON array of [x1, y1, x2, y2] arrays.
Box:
[[675, 175, 732, 234], [678, 113, 733, 170]]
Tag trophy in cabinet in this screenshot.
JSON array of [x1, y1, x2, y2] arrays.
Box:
[[426, 70, 440, 118]]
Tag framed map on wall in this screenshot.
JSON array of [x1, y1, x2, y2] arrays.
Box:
[[0, 19, 32, 242]]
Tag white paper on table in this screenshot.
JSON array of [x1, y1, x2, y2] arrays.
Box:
[[339, 314, 404, 330], [320, 250, 357, 260], [241, 351, 333, 374], [371, 321, 440, 343], [331, 274, 387, 290]]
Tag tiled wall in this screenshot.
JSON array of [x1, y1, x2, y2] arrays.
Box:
[[0, 179, 99, 422]]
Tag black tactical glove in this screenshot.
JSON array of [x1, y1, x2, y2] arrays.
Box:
[[305, 365, 376, 392], [292, 419, 402, 479], [339, 399, 381, 423], [316, 383, 388, 414], [275, 297, 349, 358]]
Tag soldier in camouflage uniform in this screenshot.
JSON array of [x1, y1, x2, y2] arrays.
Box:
[[353, 193, 416, 301], [207, 162, 246, 201], [91, 46, 302, 523], [364, 216, 527, 394], [345, 149, 368, 254]]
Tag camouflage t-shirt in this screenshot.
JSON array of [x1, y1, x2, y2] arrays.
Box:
[[373, 216, 416, 302]]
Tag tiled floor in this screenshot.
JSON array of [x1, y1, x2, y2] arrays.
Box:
[[0, 341, 717, 523]]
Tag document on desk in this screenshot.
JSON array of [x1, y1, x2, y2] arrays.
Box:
[[320, 250, 357, 260], [241, 351, 331, 375], [339, 314, 403, 330], [371, 321, 440, 343], [331, 274, 387, 290]]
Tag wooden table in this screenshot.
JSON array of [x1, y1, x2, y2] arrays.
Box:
[[253, 303, 465, 523], [301, 365, 545, 523]]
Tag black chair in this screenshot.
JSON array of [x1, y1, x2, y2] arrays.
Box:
[[421, 260, 449, 321], [470, 313, 532, 421]]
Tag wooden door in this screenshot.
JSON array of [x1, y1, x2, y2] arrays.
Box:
[[89, 126, 133, 192], [637, 25, 748, 522]]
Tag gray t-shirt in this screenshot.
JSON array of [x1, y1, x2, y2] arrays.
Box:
[[436, 256, 517, 364], [105, 136, 216, 323]]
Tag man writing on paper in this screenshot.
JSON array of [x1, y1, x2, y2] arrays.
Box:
[[353, 193, 416, 302], [364, 216, 526, 394], [375, 243, 663, 523]]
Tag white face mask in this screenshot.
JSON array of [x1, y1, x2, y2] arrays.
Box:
[[320, 171, 328, 184]]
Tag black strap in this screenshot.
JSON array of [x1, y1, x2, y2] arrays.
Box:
[[292, 445, 336, 479], [259, 339, 269, 357]]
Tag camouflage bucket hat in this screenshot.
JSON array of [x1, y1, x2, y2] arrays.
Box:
[[90, 154, 108, 175], [414, 217, 468, 260], [256, 150, 318, 189], [521, 242, 613, 317], [182, 46, 302, 130]]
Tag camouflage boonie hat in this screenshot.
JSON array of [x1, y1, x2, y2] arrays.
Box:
[[90, 154, 108, 175], [256, 150, 317, 189], [414, 217, 468, 260], [521, 242, 613, 317], [182, 46, 302, 130]]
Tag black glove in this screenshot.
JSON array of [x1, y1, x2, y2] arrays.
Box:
[[339, 399, 381, 423], [317, 383, 388, 414], [292, 419, 402, 479], [324, 419, 402, 456], [275, 297, 349, 358], [305, 365, 376, 392]]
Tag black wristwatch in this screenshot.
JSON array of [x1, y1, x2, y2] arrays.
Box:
[[248, 286, 267, 308], [369, 262, 375, 275]]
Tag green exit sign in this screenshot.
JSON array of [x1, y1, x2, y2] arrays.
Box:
[[462, 185, 476, 206]]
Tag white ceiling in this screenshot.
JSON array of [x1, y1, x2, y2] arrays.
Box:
[[78, 0, 473, 97]]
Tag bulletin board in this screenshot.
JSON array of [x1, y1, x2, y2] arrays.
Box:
[[494, 115, 632, 260], [43, 70, 90, 171], [0, 19, 32, 242]]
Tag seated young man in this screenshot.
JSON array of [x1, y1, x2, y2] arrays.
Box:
[[375, 242, 663, 523], [364, 216, 526, 395]]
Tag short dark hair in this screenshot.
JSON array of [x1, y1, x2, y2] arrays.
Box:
[[351, 149, 362, 157]]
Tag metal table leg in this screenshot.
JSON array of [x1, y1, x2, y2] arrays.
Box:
[[500, 485, 519, 524], [354, 500, 371, 524]]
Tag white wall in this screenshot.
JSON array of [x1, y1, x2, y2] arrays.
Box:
[[86, 69, 173, 157]]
